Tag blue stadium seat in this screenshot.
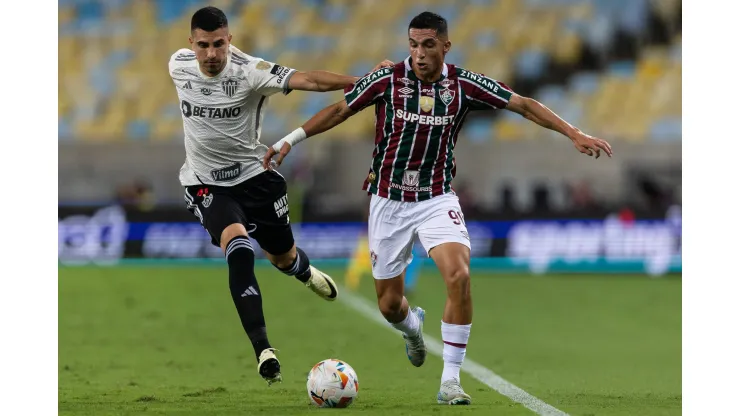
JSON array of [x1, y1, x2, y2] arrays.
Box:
[[324, 4, 349, 23], [569, 72, 600, 95], [161, 104, 182, 120], [465, 118, 493, 143], [157, 1, 190, 24], [59, 117, 73, 141], [618, 0, 649, 35], [128, 120, 152, 140], [76, 1, 104, 22], [535, 84, 567, 107], [515, 49, 547, 80], [90, 66, 115, 99], [300, 93, 333, 119], [582, 14, 614, 50], [649, 117, 682, 142], [607, 61, 636, 78], [270, 7, 292, 24], [475, 31, 499, 49]]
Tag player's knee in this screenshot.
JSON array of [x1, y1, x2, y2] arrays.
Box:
[[220, 223, 249, 252], [445, 266, 471, 300], [267, 245, 297, 269], [377, 291, 404, 320]]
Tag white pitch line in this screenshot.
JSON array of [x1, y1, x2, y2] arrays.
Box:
[[338, 288, 570, 416]]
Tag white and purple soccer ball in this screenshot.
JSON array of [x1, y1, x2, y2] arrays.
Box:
[[306, 359, 359, 408]]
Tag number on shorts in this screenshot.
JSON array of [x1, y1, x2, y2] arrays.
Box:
[[448, 210, 465, 226]]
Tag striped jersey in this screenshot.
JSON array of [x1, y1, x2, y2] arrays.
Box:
[[344, 57, 513, 202], [169, 45, 296, 187]]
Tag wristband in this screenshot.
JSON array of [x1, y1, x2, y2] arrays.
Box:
[[272, 127, 307, 152]]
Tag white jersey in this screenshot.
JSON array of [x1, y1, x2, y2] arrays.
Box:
[[168, 44, 297, 187]]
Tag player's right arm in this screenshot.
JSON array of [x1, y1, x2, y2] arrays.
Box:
[[263, 67, 393, 169]]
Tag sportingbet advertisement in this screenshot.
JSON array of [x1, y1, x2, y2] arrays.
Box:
[[57, 205, 681, 275]]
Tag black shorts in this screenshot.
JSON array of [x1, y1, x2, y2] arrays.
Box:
[[184, 170, 294, 255]]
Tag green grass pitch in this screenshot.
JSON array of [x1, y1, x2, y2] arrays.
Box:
[[59, 265, 681, 415]]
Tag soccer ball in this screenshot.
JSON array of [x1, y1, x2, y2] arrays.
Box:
[[306, 359, 359, 408]]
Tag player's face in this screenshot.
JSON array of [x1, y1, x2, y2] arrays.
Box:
[[189, 27, 232, 76], [408, 28, 451, 81]]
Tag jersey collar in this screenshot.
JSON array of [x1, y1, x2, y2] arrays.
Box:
[[404, 56, 448, 83]]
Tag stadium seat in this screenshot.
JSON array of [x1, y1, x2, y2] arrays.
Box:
[[59, 0, 680, 143]]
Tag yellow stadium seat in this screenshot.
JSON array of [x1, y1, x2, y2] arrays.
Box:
[[551, 32, 582, 65], [59, 7, 75, 26], [152, 119, 183, 141], [494, 119, 526, 141]]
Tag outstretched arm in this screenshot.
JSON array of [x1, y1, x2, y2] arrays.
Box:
[[506, 93, 613, 158], [262, 100, 358, 169], [288, 60, 394, 92]]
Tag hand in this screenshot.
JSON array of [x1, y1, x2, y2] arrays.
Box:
[[371, 59, 395, 72], [571, 132, 613, 159], [263, 142, 293, 170]]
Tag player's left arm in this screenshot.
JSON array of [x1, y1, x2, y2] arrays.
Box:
[[288, 60, 395, 92], [506, 93, 613, 158]]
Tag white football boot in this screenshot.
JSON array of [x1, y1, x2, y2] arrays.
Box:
[[257, 348, 282, 386], [437, 378, 472, 405], [305, 266, 338, 301], [403, 306, 427, 367]]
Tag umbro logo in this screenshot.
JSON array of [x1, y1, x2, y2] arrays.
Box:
[[182, 81, 192, 89], [398, 87, 414, 95]]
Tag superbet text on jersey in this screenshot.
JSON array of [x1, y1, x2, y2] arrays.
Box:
[[344, 57, 513, 202], [169, 45, 296, 187]]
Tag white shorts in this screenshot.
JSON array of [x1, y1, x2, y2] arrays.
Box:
[[368, 193, 471, 279]]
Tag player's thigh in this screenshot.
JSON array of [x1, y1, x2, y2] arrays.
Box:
[[184, 185, 248, 250], [239, 170, 296, 257], [416, 194, 471, 260], [368, 195, 415, 280]]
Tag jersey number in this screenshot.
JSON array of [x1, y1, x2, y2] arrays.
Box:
[[448, 210, 466, 226]]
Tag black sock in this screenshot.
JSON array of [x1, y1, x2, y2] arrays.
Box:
[[276, 246, 312, 283], [225, 236, 272, 361]]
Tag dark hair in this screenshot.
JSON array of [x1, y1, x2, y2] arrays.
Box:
[[191, 6, 229, 32], [408, 11, 448, 36]]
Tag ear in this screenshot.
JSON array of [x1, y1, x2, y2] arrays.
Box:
[[443, 40, 452, 54], [228, 33, 232, 42], [189, 36, 194, 47]]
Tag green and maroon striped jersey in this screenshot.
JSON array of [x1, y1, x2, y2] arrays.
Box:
[[344, 57, 513, 202]]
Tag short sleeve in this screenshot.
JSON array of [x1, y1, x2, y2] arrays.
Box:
[[343, 67, 393, 112], [246, 59, 297, 97], [169, 48, 195, 81], [457, 68, 514, 111]]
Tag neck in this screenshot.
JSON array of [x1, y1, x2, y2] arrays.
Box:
[[412, 64, 444, 83]]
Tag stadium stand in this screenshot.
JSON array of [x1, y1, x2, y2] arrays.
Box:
[[58, 0, 681, 143]]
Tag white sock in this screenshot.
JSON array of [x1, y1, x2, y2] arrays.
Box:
[[441, 321, 471, 383], [390, 305, 420, 336]]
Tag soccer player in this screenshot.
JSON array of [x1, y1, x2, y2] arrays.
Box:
[[169, 6, 392, 385], [264, 11, 612, 404]]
